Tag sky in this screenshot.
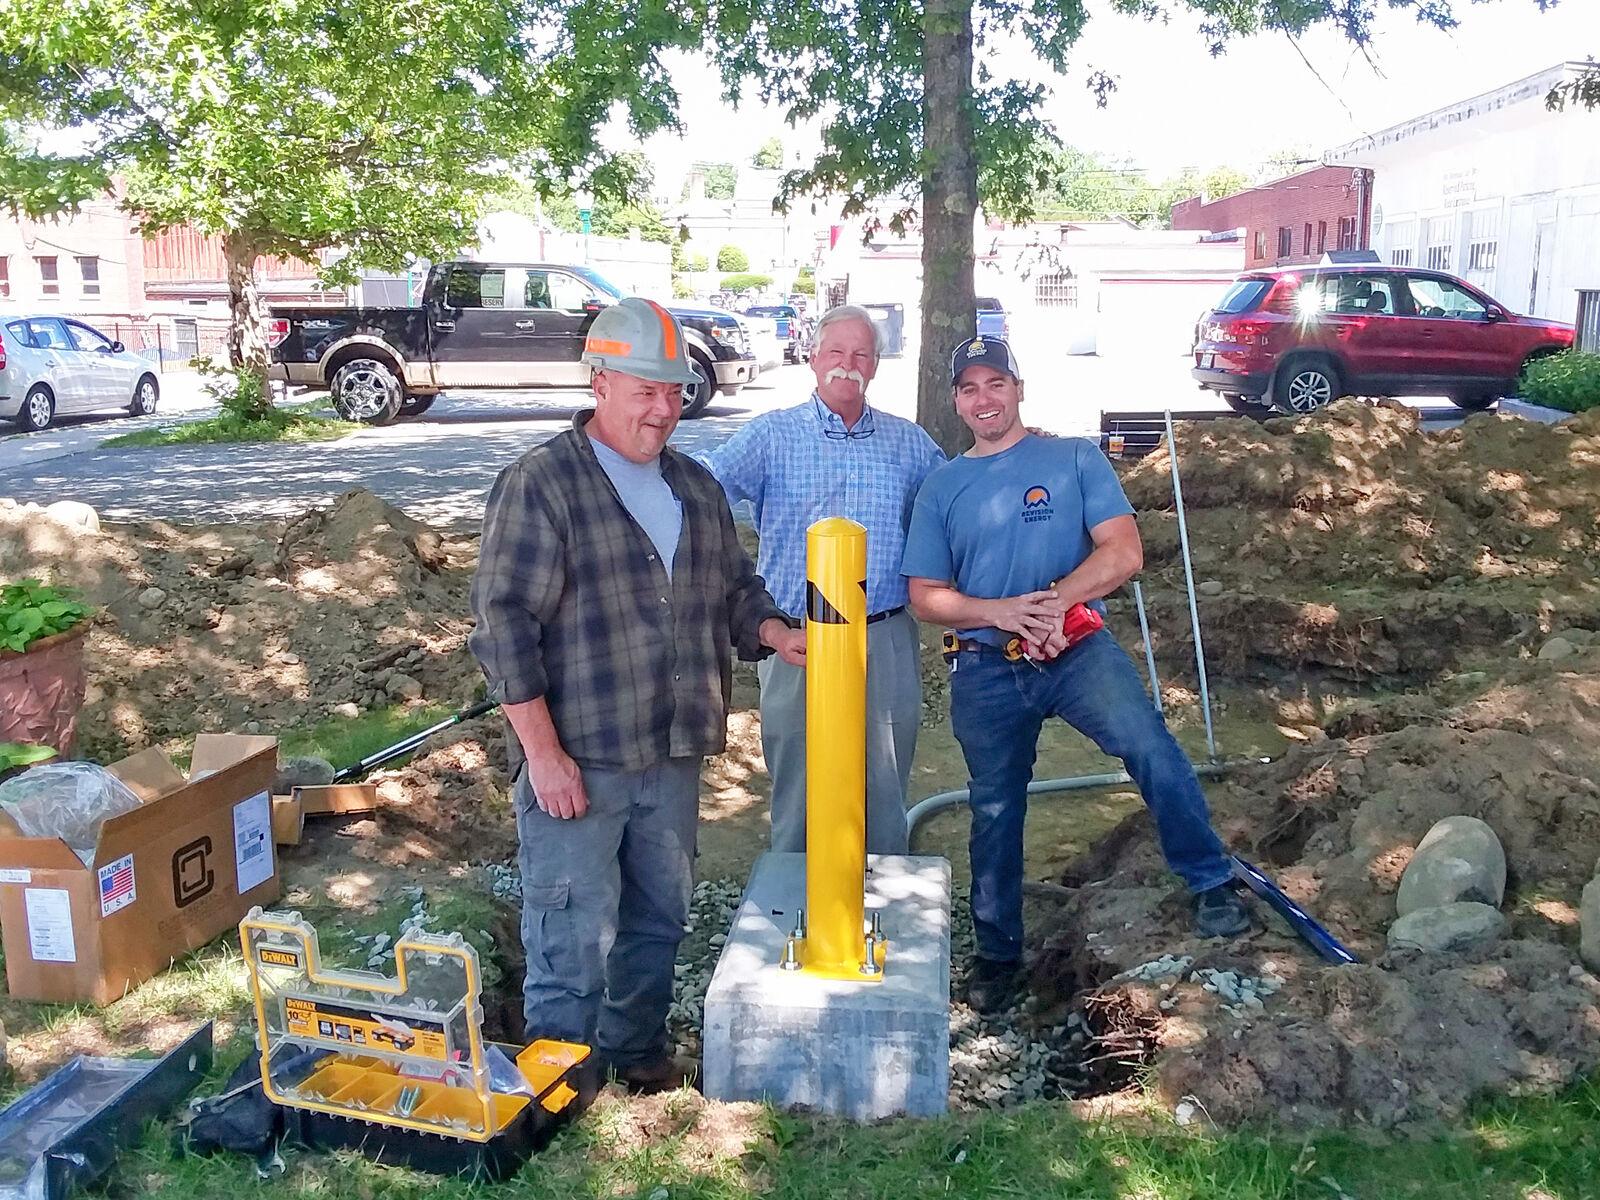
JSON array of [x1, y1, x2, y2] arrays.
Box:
[[642, 0, 1600, 196]]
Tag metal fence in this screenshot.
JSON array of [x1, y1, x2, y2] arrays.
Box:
[[67, 313, 232, 371], [1577, 290, 1600, 354]]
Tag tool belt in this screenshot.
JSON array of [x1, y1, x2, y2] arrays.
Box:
[[941, 631, 1027, 662]]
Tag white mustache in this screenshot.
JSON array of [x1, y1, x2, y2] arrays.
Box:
[[823, 368, 867, 387]]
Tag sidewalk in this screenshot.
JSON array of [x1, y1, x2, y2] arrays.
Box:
[[0, 373, 217, 479]]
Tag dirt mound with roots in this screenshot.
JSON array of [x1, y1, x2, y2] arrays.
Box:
[[0, 488, 485, 757], [1114, 401, 1600, 681], [1031, 656, 1600, 1130]]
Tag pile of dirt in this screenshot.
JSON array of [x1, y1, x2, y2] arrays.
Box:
[[1031, 652, 1600, 1129], [0, 489, 485, 759], [352, 717, 520, 867], [1116, 401, 1600, 680]]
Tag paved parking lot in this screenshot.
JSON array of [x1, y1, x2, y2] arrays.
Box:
[[0, 345, 1486, 530]]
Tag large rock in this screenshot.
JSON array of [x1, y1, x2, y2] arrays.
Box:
[[43, 501, 101, 533], [1582, 878, 1600, 974], [272, 755, 335, 794], [1387, 902, 1505, 954], [1540, 636, 1577, 662], [1395, 815, 1506, 916]]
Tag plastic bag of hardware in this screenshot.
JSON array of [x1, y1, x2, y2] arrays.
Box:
[[0, 762, 144, 866], [485, 1044, 533, 1097]]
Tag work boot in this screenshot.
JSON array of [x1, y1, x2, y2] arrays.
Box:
[[609, 1053, 700, 1095], [964, 957, 1022, 1015], [1192, 883, 1251, 938]]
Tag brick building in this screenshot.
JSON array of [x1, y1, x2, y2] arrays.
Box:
[[1170, 165, 1374, 270]]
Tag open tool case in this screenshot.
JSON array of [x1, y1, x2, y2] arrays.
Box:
[[240, 907, 591, 1179]]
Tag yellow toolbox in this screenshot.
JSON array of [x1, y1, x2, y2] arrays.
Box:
[[240, 907, 591, 1178]]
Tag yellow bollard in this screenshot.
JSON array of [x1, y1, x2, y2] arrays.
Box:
[[798, 517, 882, 981]]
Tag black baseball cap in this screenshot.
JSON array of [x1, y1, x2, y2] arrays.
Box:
[[951, 335, 1021, 385]]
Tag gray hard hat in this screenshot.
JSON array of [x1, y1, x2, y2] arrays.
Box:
[[582, 297, 700, 385]]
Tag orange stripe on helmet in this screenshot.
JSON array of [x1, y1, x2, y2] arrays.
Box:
[[585, 336, 632, 356], [644, 300, 679, 363]]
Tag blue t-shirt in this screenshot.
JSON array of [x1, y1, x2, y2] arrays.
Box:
[[900, 434, 1134, 644], [591, 437, 684, 577]]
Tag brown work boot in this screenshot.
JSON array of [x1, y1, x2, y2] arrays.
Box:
[[609, 1053, 700, 1095]]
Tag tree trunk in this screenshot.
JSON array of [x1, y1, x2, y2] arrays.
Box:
[[223, 232, 274, 418], [916, 0, 978, 457]]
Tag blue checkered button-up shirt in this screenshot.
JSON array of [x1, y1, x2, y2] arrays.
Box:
[[699, 394, 946, 618]]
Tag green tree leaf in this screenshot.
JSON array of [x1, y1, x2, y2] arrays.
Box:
[[0, 0, 699, 416]]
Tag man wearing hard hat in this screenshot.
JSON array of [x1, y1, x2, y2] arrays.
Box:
[[471, 297, 804, 1093]]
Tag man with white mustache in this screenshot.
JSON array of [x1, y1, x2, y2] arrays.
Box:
[[701, 305, 945, 855]]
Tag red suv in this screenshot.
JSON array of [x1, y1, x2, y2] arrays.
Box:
[[1192, 265, 1573, 415]]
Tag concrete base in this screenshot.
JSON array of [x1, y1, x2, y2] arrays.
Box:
[[702, 852, 951, 1120]]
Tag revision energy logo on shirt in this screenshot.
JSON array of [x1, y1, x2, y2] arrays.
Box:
[[1022, 485, 1053, 524]]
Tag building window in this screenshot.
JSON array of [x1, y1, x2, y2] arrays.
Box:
[[1318, 222, 1328, 253], [174, 319, 200, 358], [1303, 223, 1313, 256], [1032, 271, 1077, 307], [1392, 248, 1414, 267], [1253, 230, 1266, 261], [0, 257, 8, 299], [1468, 241, 1498, 273], [1337, 217, 1358, 251], [76, 256, 101, 297], [1425, 214, 1457, 272], [1277, 226, 1293, 258], [36, 256, 59, 297]]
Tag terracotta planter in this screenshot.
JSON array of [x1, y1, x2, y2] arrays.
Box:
[[0, 623, 89, 757]]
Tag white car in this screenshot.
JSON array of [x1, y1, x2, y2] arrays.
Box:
[[0, 315, 160, 432], [740, 313, 785, 372]]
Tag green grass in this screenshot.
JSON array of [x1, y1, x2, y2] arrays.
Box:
[[277, 700, 457, 772], [103, 403, 360, 447], [104, 1069, 1600, 1199]]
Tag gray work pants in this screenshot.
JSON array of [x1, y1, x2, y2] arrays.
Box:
[[757, 607, 919, 855], [515, 757, 699, 1067]]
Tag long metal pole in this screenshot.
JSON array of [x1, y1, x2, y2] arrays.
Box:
[[1165, 410, 1217, 762], [1131, 579, 1162, 715]]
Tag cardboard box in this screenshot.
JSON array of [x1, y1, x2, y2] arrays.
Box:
[[270, 784, 378, 847], [0, 734, 282, 1005]]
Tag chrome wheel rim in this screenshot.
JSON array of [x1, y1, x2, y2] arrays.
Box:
[[339, 365, 392, 419], [1286, 370, 1333, 413], [137, 382, 157, 413], [27, 393, 50, 427], [681, 369, 706, 413]]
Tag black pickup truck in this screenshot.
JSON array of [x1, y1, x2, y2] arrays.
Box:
[[266, 260, 759, 423]]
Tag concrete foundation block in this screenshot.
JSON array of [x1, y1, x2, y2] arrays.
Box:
[[702, 851, 951, 1120]]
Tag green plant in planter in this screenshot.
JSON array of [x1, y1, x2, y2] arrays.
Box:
[[0, 579, 91, 654], [0, 742, 57, 773]]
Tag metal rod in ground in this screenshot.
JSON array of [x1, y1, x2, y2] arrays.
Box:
[[1131, 579, 1162, 714], [1164, 410, 1217, 762], [330, 697, 501, 783]]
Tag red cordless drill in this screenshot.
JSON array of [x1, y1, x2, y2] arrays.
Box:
[[1024, 603, 1104, 662]]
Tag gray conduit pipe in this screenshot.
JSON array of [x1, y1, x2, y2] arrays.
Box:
[[903, 759, 1253, 841], [1131, 579, 1162, 715]]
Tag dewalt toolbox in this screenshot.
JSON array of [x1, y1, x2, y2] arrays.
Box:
[[240, 907, 591, 1179]]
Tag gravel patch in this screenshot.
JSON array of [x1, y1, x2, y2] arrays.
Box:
[[474, 867, 1107, 1110]]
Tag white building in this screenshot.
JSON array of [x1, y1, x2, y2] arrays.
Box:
[[818, 216, 1243, 357], [671, 166, 825, 277], [1328, 62, 1600, 322]]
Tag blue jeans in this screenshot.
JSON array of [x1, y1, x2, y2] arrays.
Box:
[[949, 630, 1233, 963], [515, 757, 699, 1067]]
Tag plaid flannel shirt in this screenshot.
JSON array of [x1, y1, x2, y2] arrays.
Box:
[[470, 412, 785, 772]]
